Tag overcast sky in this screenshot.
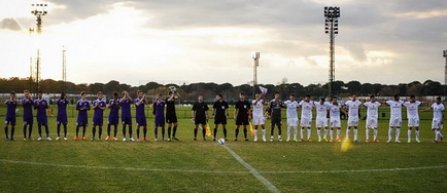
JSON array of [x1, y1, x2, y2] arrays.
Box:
[[1, 0, 446, 86]]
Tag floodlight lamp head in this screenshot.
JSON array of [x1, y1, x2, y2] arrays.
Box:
[[253, 52, 260, 60]]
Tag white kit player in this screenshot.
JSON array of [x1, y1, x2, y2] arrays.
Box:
[[345, 95, 362, 142], [363, 95, 381, 143], [430, 97, 444, 143], [284, 94, 299, 142], [385, 95, 404, 143], [403, 95, 421, 143], [252, 88, 267, 142], [328, 97, 343, 142], [314, 98, 330, 142], [299, 95, 314, 142]]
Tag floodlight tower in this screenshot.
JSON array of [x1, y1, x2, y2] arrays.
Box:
[[62, 47, 67, 92], [30, 3, 48, 94], [444, 50, 447, 100], [253, 52, 260, 98], [324, 6, 340, 97]]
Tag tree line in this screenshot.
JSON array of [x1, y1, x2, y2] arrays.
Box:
[[0, 77, 445, 102]]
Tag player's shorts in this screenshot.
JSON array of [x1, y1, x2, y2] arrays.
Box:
[[301, 117, 312, 128], [271, 117, 281, 126], [287, 117, 298, 127], [166, 113, 178, 123], [236, 115, 249, 126], [432, 119, 442, 129], [37, 117, 48, 125], [347, 116, 359, 127], [252, 115, 265, 126], [57, 115, 68, 125], [408, 117, 419, 128], [330, 118, 341, 128], [5, 117, 16, 126], [93, 116, 104, 126], [195, 117, 207, 125], [214, 115, 227, 125], [121, 116, 132, 125], [389, 116, 402, 127], [136, 116, 147, 127], [316, 117, 328, 128], [366, 117, 378, 129], [155, 116, 165, 127], [108, 117, 119, 125], [23, 120, 33, 125]]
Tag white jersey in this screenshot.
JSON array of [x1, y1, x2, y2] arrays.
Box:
[[314, 102, 330, 119], [403, 101, 421, 119], [329, 103, 341, 119], [431, 103, 445, 120], [345, 100, 362, 117], [364, 101, 381, 119], [386, 100, 404, 117], [299, 100, 314, 119], [284, 100, 299, 119], [252, 99, 264, 117]]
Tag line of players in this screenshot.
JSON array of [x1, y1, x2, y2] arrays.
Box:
[[3, 89, 445, 143]]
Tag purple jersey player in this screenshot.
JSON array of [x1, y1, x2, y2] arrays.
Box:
[[134, 90, 147, 141], [75, 92, 90, 140], [106, 92, 120, 141], [120, 90, 134, 142], [56, 92, 69, 141], [4, 91, 17, 140], [22, 90, 34, 140], [34, 91, 51, 141], [153, 94, 166, 141], [92, 91, 106, 140]]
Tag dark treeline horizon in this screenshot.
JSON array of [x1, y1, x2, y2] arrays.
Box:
[[0, 77, 445, 102]]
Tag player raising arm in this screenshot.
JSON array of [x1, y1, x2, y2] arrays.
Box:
[[153, 94, 166, 141], [385, 94, 404, 143], [403, 95, 421, 143], [363, 95, 381, 143], [4, 91, 17, 140], [429, 96, 445, 143], [213, 94, 229, 141], [135, 90, 147, 141], [92, 91, 106, 141], [22, 90, 34, 140], [56, 92, 69, 141], [284, 94, 299, 142], [166, 88, 179, 141], [120, 90, 134, 142], [299, 95, 314, 142], [34, 91, 51, 141], [192, 95, 209, 141], [75, 91, 90, 141], [106, 92, 120, 141]]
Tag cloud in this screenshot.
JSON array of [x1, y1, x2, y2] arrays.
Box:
[[0, 18, 21, 31]]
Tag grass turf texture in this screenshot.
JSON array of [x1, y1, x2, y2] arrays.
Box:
[[0, 106, 447, 193]]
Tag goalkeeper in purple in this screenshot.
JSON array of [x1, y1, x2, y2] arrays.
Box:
[[134, 90, 147, 141], [153, 94, 166, 141], [92, 91, 106, 140], [4, 91, 17, 140], [34, 91, 51, 141], [120, 90, 134, 142], [76, 91, 90, 140]]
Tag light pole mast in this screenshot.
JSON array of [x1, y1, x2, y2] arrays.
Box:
[[253, 52, 260, 98], [62, 47, 67, 92], [443, 50, 447, 100], [30, 3, 48, 94], [324, 6, 340, 97]]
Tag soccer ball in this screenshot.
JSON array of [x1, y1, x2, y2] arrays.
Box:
[[217, 138, 225, 145]]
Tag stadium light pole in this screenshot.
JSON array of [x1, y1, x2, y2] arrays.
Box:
[[324, 6, 340, 97], [30, 3, 48, 94], [444, 50, 447, 101], [62, 46, 67, 93], [253, 52, 260, 98]]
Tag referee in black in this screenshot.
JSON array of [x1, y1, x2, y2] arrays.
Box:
[[234, 92, 251, 141], [213, 94, 229, 141], [192, 95, 209, 141]]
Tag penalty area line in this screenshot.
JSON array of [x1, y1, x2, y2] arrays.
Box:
[[220, 144, 282, 193]]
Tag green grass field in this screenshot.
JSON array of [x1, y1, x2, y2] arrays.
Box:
[[0, 105, 446, 193]]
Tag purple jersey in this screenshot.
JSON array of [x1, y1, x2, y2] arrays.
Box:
[[93, 99, 106, 126], [134, 97, 146, 126], [153, 99, 165, 126], [34, 98, 48, 124], [120, 98, 132, 118], [22, 98, 34, 123], [108, 98, 120, 125], [76, 99, 90, 125], [5, 99, 17, 124], [57, 98, 69, 124]]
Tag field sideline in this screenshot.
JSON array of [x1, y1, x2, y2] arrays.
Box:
[[1, 106, 447, 193]]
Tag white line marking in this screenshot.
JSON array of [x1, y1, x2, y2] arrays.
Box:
[[0, 158, 446, 175], [220, 145, 282, 193]]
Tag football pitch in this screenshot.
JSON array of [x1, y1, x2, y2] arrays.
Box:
[[1, 108, 447, 193]]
